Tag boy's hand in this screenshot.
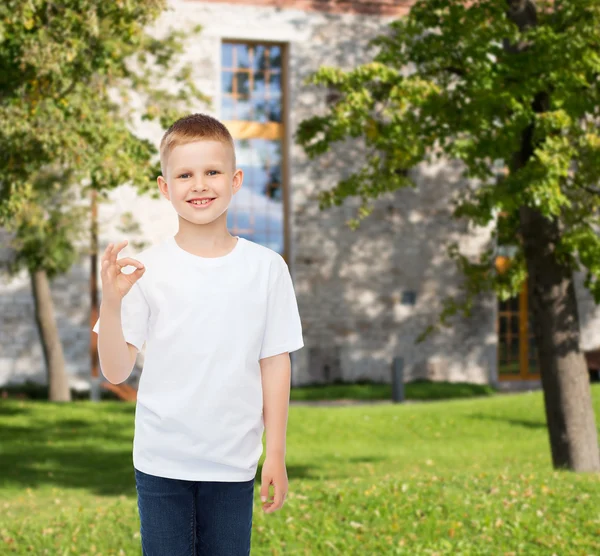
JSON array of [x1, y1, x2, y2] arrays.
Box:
[[260, 456, 288, 514], [100, 240, 145, 306]]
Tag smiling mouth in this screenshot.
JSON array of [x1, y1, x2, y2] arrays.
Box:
[[187, 199, 216, 208]]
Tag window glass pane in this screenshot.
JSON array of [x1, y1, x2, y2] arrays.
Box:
[[221, 96, 235, 120], [510, 315, 519, 335], [268, 73, 281, 95], [270, 234, 284, 254], [235, 44, 250, 68], [268, 211, 283, 239], [222, 71, 234, 95], [254, 71, 266, 95], [499, 316, 507, 336], [265, 165, 282, 202], [252, 98, 276, 124], [501, 361, 520, 375], [235, 72, 251, 97], [237, 96, 252, 120], [252, 46, 266, 71], [266, 98, 281, 122], [510, 339, 519, 361], [529, 356, 538, 372], [222, 43, 234, 68], [269, 46, 282, 69]]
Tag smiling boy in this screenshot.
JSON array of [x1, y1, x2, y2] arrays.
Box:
[[93, 113, 304, 555]]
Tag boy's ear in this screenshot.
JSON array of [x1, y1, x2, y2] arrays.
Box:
[[157, 175, 169, 200], [232, 169, 243, 193]]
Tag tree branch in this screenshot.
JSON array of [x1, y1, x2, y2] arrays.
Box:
[[579, 184, 600, 196], [504, 0, 538, 54], [506, 0, 538, 31]]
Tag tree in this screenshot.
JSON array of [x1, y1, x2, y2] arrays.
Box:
[[296, 0, 600, 472], [0, 1, 208, 401]]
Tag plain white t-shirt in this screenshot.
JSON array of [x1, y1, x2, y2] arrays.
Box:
[[92, 235, 304, 481]]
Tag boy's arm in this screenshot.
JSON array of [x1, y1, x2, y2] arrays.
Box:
[[260, 352, 291, 459], [97, 300, 138, 384]]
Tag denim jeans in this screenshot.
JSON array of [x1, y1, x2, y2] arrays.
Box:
[[134, 467, 255, 555]]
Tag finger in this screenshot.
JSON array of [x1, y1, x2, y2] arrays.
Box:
[[112, 240, 128, 264], [100, 258, 110, 278], [100, 243, 113, 266], [110, 240, 128, 265], [264, 485, 286, 512], [108, 242, 117, 266], [260, 484, 270, 503], [264, 501, 278, 513], [115, 257, 145, 271], [262, 487, 277, 511], [273, 488, 284, 508], [130, 266, 146, 283]]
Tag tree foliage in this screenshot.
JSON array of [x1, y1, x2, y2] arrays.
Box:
[[296, 0, 600, 339]]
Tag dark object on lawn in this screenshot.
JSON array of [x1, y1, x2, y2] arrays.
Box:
[[391, 357, 405, 403]]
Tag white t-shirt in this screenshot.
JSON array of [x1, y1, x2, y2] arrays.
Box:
[[92, 235, 304, 481]]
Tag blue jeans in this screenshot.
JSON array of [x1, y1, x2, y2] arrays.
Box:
[[134, 467, 255, 555]]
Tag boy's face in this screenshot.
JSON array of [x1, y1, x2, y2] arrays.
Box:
[[157, 140, 243, 226]]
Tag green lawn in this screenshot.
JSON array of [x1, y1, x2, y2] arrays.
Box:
[[1, 386, 600, 555]]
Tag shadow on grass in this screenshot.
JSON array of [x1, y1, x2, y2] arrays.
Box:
[[345, 456, 384, 464], [0, 403, 35, 418], [0, 401, 316, 495], [468, 413, 547, 429]]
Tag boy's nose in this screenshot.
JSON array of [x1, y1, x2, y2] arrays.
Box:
[[192, 179, 210, 191]]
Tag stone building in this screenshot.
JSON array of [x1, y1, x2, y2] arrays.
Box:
[[1, 0, 599, 394]]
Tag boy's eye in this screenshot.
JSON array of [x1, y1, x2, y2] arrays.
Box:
[[178, 171, 219, 178]]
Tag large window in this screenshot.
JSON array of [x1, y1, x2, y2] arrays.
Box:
[[221, 42, 286, 258]]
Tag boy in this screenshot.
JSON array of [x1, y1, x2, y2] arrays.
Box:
[[92, 113, 304, 555]]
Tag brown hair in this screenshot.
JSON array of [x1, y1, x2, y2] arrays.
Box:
[[159, 113, 236, 177]]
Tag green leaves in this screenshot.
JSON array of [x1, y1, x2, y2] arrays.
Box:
[[296, 0, 600, 335]]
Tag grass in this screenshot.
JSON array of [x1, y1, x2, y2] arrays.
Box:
[[1, 385, 599, 554]]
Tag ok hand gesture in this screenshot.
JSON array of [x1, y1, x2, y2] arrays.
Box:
[[100, 240, 145, 306]]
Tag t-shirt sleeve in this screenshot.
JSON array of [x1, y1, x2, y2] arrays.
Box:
[[92, 281, 150, 352], [259, 262, 304, 360]]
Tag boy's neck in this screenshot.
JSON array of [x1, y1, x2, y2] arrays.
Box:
[[173, 233, 238, 258]]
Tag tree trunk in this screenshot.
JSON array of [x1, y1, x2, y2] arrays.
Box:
[[29, 268, 71, 402], [519, 206, 600, 471], [505, 0, 599, 473]]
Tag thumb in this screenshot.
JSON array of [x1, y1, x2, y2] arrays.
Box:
[[132, 265, 146, 281], [260, 481, 270, 502]]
